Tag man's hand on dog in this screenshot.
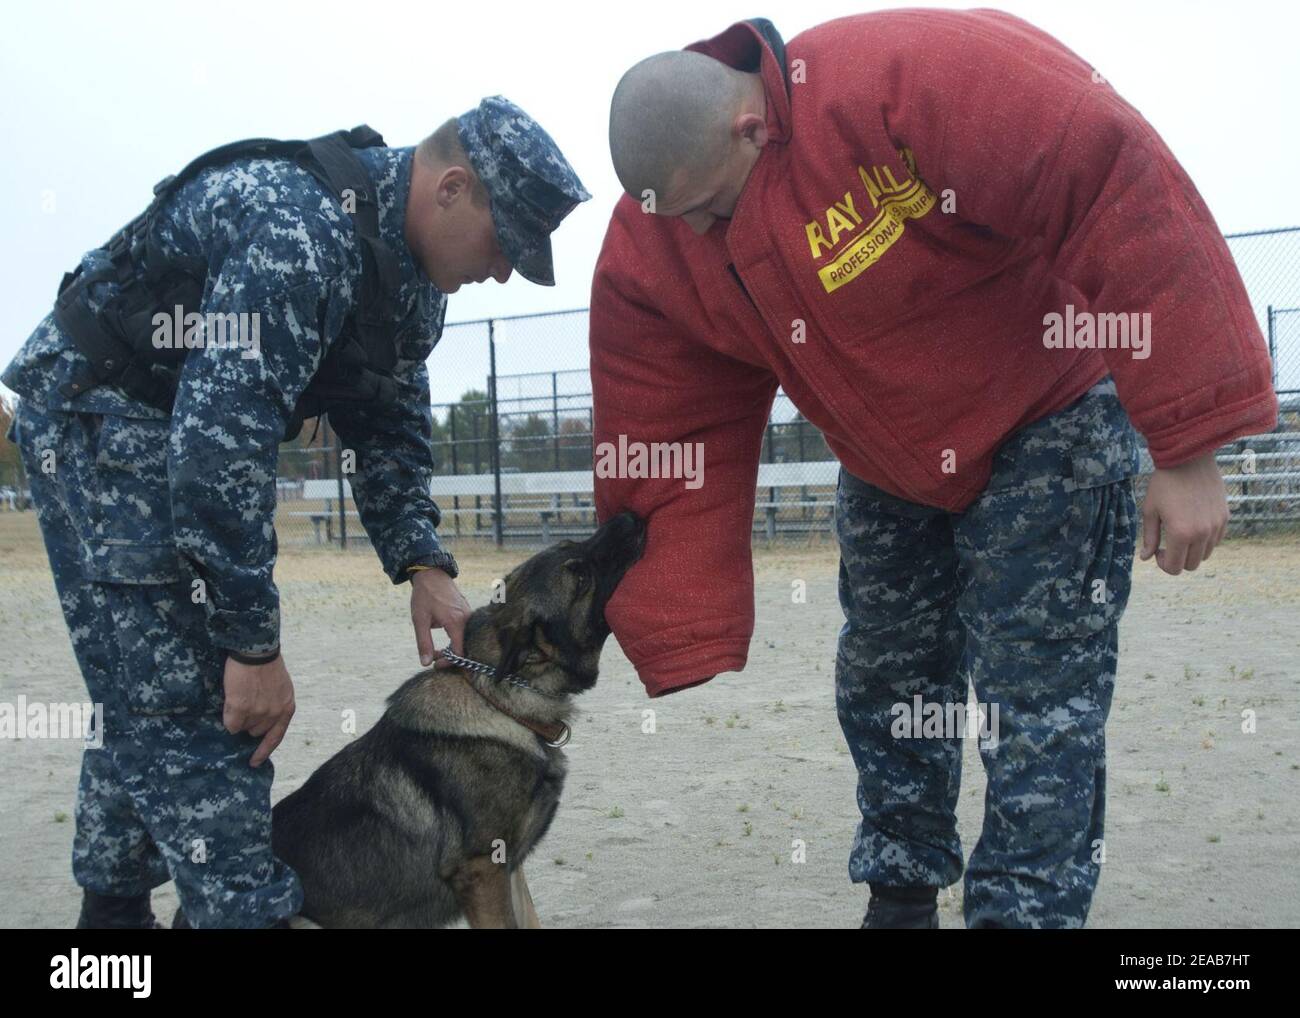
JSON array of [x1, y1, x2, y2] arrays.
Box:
[[410, 567, 472, 668], [1140, 452, 1230, 576], [224, 655, 296, 768]]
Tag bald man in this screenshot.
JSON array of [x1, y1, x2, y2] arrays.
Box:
[[590, 12, 1277, 928]]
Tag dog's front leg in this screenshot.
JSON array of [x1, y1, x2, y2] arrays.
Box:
[[510, 866, 542, 929], [450, 855, 518, 928]]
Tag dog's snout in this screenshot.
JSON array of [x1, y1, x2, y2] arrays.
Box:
[[613, 510, 646, 541], [589, 510, 646, 566]]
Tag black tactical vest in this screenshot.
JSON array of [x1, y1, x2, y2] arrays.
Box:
[[52, 126, 406, 440]]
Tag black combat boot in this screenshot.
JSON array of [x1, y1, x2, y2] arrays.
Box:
[[75, 889, 162, 930], [861, 884, 940, 929]]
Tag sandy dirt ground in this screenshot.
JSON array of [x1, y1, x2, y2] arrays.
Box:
[[1, 510, 1297, 929]]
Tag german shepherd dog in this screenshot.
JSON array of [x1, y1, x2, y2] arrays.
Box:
[[270, 510, 645, 928]]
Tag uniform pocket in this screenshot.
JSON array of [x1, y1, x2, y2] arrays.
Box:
[[84, 415, 186, 584], [105, 580, 224, 716], [955, 445, 1137, 651], [1055, 449, 1138, 641]]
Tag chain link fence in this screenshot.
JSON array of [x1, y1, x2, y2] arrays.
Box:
[[1168, 227, 1300, 532], [263, 227, 1300, 548]]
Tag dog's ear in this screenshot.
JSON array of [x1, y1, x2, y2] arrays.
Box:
[[563, 558, 589, 586], [497, 621, 539, 678]]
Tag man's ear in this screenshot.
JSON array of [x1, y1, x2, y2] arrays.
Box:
[[436, 165, 473, 209], [736, 111, 768, 149]]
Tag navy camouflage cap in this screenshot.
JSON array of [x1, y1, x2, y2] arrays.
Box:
[[456, 95, 591, 286]]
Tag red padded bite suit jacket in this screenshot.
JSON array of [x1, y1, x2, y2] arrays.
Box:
[[589, 10, 1278, 696]]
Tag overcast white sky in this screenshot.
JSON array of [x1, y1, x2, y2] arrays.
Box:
[[2, 0, 1297, 405]]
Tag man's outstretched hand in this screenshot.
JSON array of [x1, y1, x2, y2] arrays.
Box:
[[410, 567, 472, 667], [1140, 452, 1229, 575]]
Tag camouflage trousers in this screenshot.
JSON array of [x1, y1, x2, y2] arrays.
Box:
[[834, 377, 1141, 928], [10, 403, 302, 928]]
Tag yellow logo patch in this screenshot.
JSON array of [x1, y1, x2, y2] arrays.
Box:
[[803, 148, 936, 294]]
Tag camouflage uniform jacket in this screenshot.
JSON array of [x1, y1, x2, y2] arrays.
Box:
[[2, 144, 458, 656]]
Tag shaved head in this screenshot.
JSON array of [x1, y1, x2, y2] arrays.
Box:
[[609, 51, 761, 202]]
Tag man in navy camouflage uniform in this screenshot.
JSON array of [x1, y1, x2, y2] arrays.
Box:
[[594, 12, 1274, 932], [3, 96, 589, 929]]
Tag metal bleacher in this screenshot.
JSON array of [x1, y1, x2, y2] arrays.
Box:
[[287, 433, 1300, 547]]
